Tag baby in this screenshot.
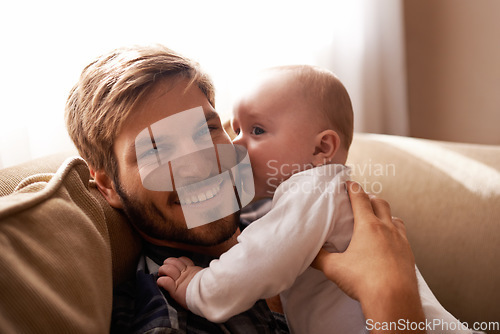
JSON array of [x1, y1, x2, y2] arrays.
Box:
[[157, 65, 363, 334], [157, 65, 475, 334]]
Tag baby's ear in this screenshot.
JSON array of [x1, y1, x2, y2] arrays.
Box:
[[312, 130, 341, 167], [91, 168, 123, 209]]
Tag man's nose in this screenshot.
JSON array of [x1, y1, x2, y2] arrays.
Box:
[[175, 156, 211, 176], [232, 132, 246, 147], [171, 147, 218, 186]]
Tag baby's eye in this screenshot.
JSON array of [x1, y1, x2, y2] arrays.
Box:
[[251, 126, 265, 135]]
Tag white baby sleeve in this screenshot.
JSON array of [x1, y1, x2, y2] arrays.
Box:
[[186, 169, 345, 322]]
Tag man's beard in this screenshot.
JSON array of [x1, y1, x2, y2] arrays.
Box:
[[114, 179, 239, 247]]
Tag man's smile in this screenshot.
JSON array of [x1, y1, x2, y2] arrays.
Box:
[[176, 176, 224, 206]]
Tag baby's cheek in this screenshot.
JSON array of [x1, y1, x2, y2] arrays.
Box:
[[248, 169, 273, 197]]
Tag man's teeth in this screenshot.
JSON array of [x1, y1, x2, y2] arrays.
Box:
[[179, 184, 220, 205]]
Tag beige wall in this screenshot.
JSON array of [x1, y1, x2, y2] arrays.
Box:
[[404, 0, 500, 145]]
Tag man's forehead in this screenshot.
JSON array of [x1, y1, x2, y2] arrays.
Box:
[[141, 108, 218, 131], [130, 78, 216, 125], [135, 106, 211, 139]]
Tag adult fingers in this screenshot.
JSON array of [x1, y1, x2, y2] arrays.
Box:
[[346, 181, 375, 225], [370, 195, 392, 224], [391, 216, 404, 227], [311, 248, 341, 281], [391, 216, 409, 238], [311, 248, 330, 271]]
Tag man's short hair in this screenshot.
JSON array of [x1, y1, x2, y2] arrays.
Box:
[[65, 44, 215, 179]]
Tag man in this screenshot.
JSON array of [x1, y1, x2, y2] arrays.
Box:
[[65, 44, 425, 333]]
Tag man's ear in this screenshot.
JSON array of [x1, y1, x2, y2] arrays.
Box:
[[90, 168, 123, 209], [312, 130, 341, 167]]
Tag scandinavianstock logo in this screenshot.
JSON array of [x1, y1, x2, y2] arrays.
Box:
[[134, 106, 254, 229], [265, 159, 396, 196]]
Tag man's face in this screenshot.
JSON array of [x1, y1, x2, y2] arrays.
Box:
[[112, 78, 239, 246]]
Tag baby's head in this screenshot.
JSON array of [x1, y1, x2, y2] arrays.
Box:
[[232, 65, 353, 197]]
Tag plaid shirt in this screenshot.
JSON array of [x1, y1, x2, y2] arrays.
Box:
[[111, 200, 288, 334]]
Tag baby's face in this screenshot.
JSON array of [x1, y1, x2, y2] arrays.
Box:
[[232, 73, 321, 198]]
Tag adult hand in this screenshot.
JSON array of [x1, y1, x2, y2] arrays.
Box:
[[312, 181, 426, 333]]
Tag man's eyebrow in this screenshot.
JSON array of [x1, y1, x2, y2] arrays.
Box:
[[203, 110, 220, 124], [135, 137, 155, 150]]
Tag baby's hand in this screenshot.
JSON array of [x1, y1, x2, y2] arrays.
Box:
[[157, 256, 202, 309]]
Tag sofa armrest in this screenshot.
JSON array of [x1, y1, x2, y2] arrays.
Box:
[[347, 133, 500, 329]]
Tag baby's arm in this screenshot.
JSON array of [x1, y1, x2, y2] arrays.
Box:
[[157, 257, 202, 309], [157, 178, 345, 323]]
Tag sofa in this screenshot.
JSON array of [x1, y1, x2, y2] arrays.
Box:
[[1, 133, 499, 333]]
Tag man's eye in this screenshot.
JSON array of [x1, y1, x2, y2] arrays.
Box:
[[139, 144, 172, 161], [251, 127, 265, 135], [194, 126, 210, 139], [138, 148, 159, 161], [194, 124, 219, 140]]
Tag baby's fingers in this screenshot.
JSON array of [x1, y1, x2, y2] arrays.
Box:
[[157, 276, 177, 294], [158, 263, 183, 281], [162, 257, 191, 272], [164, 256, 194, 268], [159, 257, 192, 280], [177, 256, 195, 267]]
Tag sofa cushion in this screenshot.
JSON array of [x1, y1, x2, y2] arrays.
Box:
[[0, 157, 140, 333]]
